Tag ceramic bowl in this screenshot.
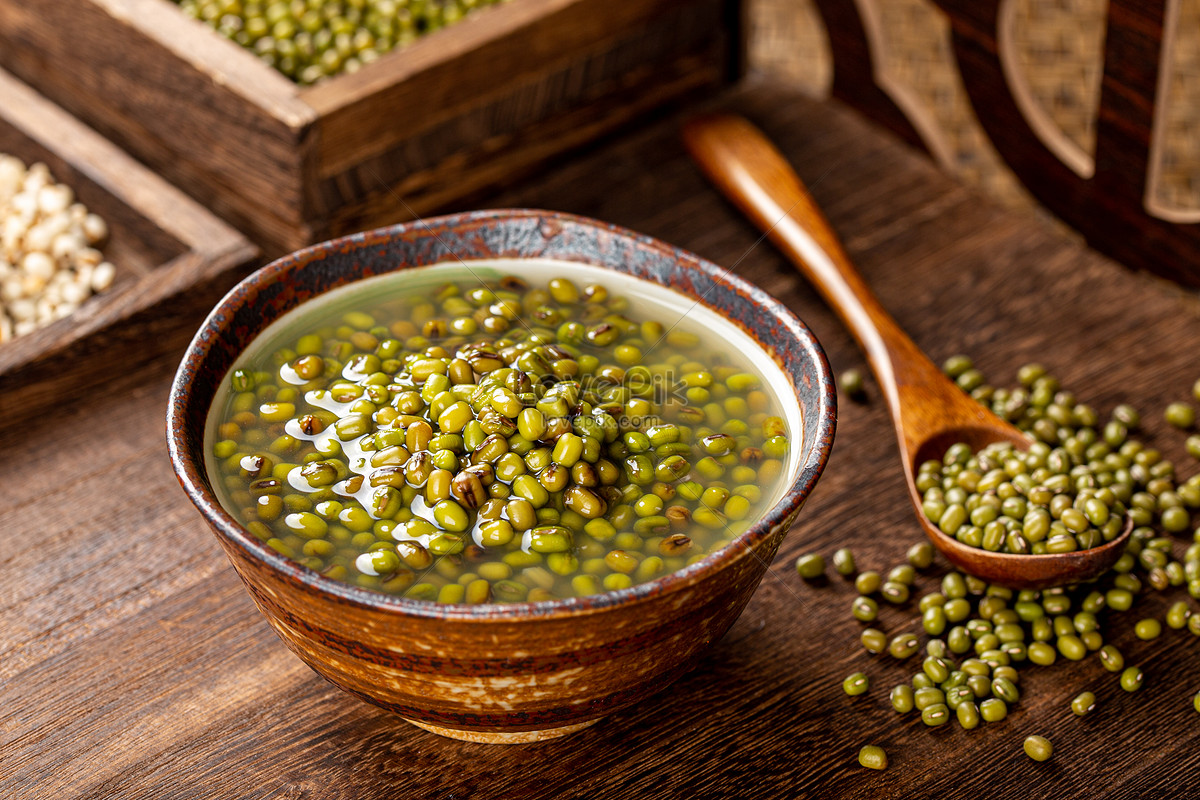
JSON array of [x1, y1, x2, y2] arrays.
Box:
[[167, 209, 836, 743]]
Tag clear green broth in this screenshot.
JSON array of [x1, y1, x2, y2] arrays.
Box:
[[206, 263, 795, 603]]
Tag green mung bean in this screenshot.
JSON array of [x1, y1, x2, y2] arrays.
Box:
[[1134, 618, 1162, 640], [907, 542, 935, 569], [852, 596, 879, 623], [921, 703, 951, 726], [1120, 666, 1144, 692], [1023, 735, 1053, 762], [861, 628, 887, 654], [843, 672, 870, 696], [839, 368, 866, 399], [881, 581, 910, 604], [890, 685, 915, 713], [796, 553, 825, 580], [1071, 691, 1096, 716], [888, 633, 920, 659], [1166, 402, 1196, 430], [855, 571, 882, 595], [979, 698, 1008, 722], [913, 684, 943, 708], [857, 745, 888, 770]]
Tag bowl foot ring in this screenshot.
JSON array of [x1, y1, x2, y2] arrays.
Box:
[[405, 717, 601, 743]]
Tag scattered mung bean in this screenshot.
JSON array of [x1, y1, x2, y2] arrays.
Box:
[[1166, 402, 1196, 430], [833, 547, 857, 576], [1023, 735, 1053, 762], [843, 672, 870, 696], [839, 368, 866, 400], [793, 357, 1200, 759], [861, 628, 887, 654], [796, 553, 825, 580], [858, 745, 888, 770], [1120, 666, 1144, 692]]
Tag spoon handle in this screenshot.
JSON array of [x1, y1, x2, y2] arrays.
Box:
[[682, 113, 957, 455], [683, 112, 1134, 589]]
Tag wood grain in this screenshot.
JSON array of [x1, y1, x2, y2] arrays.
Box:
[[303, 0, 711, 172], [318, 51, 725, 240], [0, 67, 259, 421], [302, 0, 739, 242], [4, 80, 1200, 798]]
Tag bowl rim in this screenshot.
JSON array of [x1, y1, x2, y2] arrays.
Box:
[[167, 209, 836, 621]]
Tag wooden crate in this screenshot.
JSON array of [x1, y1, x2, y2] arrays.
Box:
[[0, 0, 741, 254], [0, 67, 259, 418]]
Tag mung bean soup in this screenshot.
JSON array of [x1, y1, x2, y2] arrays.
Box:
[[206, 262, 798, 603]]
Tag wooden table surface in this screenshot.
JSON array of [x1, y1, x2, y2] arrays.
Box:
[[4, 79, 1200, 799]]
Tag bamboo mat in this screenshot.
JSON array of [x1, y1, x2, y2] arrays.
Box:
[[748, 0, 1200, 216]]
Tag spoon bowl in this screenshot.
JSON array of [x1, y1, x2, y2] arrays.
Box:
[[904, 426, 1130, 589], [683, 112, 1130, 589]]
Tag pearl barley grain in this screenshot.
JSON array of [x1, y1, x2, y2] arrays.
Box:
[[0, 153, 114, 343], [92, 262, 115, 292]]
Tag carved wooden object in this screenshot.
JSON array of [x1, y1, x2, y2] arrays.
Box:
[[814, 0, 1200, 287]]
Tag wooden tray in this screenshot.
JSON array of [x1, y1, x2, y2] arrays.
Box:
[[0, 67, 259, 418], [0, 0, 741, 254]]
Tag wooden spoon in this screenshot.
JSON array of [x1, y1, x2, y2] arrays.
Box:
[[683, 112, 1130, 589]]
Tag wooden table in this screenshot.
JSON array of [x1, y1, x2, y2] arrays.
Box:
[[4, 79, 1199, 798]]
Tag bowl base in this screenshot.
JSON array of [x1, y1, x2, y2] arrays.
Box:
[[405, 717, 601, 744]]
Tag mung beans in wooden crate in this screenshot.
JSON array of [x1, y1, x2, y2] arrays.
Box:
[[0, 0, 742, 253]]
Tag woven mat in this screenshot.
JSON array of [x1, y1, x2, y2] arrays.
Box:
[[748, 0, 1200, 216]]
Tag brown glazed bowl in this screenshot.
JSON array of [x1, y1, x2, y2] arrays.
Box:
[[167, 210, 836, 743]]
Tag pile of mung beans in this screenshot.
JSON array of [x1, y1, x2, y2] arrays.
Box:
[[917, 439, 1128, 555], [922, 357, 1200, 555], [211, 273, 790, 602], [0, 154, 114, 343], [177, 0, 507, 85], [798, 358, 1200, 770]]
